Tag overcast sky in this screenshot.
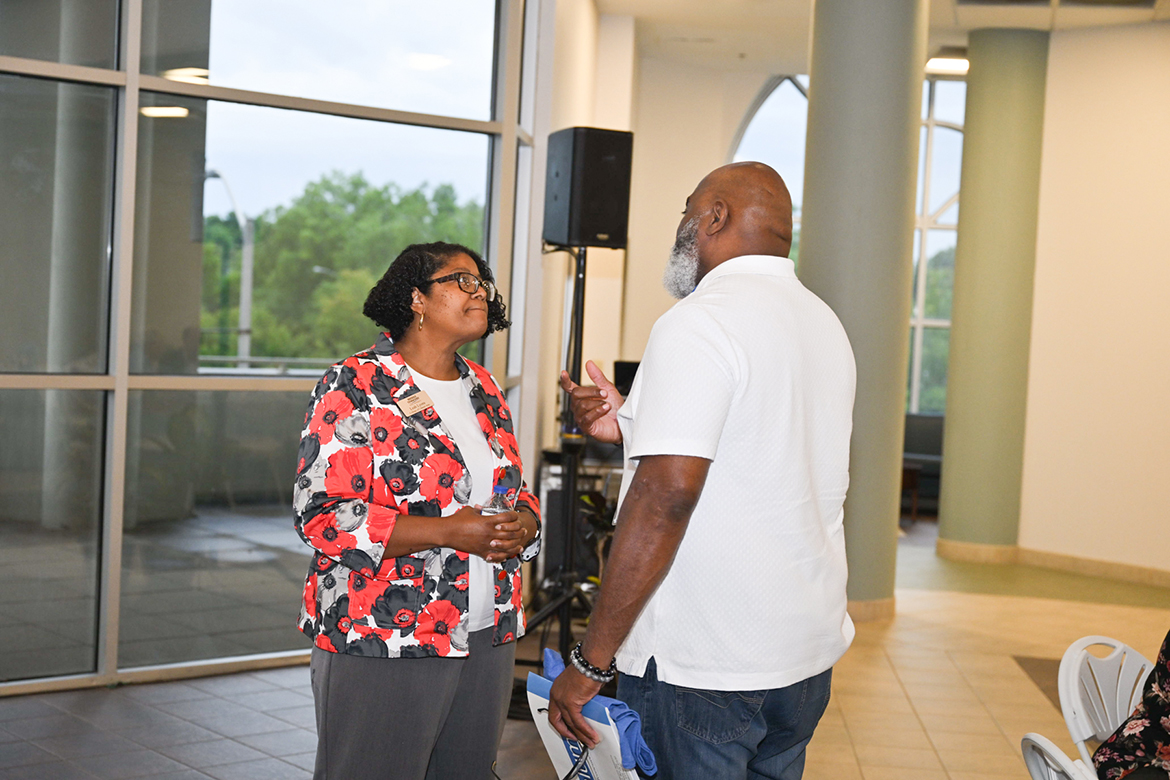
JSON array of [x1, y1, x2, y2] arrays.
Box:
[[198, 0, 496, 219]]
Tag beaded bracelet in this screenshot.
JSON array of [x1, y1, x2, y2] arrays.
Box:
[[570, 642, 617, 683]]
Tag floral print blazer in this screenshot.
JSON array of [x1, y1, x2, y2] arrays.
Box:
[[294, 333, 540, 658], [1094, 629, 1170, 779]]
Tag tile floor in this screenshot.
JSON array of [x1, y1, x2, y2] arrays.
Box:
[[2, 521, 1168, 779]]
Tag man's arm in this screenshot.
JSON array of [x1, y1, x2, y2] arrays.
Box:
[[546, 453, 710, 747]]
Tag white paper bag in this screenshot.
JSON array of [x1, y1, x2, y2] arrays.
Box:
[[526, 672, 638, 780]]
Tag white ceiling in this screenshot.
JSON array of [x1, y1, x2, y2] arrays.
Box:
[[596, 0, 1170, 73]]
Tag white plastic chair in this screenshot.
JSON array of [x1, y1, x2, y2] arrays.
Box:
[[1058, 635, 1155, 765], [1022, 733, 1098, 780]]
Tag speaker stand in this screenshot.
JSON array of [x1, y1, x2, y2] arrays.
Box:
[[525, 245, 592, 662]]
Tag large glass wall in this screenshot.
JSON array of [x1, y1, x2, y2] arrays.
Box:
[[0, 390, 105, 682], [0, 0, 537, 688], [732, 74, 965, 414]]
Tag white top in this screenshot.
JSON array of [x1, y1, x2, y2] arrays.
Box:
[[410, 371, 497, 632], [614, 254, 857, 691]]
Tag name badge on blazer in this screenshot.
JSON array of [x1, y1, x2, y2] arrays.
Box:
[[397, 391, 435, 417]]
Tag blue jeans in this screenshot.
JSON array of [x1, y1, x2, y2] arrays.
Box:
[[616, 658, 833, 780]]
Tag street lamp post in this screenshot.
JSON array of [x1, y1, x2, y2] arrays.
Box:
[[205, 169, 254, 369]]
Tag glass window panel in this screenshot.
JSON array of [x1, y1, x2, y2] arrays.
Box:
[[0, 74, 115, 374], [924, 230, 956, 321], [140, 0, 497, 121], [933, 80, 967, 126], [911, 229, 922, 318], [790, 224, 800, 269], [131, 92, 490, 375], [906, 327, 915, 412], [734, 78, 808, 216], [922, 78, 931, 121], [936, 199, 959, 226], [0, 0, 119, 69], [916, 125, 927, 216], [120, 389, 311, 667], [918, 327, 950, 414], [928, 126, 963, 214], [0, 389, 104, 682]]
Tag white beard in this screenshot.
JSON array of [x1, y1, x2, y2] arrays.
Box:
[[663, 217, 701, 300]]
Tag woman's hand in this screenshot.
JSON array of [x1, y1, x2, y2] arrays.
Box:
[[442, 507, 527, 562]]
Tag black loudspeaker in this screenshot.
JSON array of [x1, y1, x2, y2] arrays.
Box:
[[542, 127, 633, 249]]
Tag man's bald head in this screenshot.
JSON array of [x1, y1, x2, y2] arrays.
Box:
[[675, 162, 794, 282]]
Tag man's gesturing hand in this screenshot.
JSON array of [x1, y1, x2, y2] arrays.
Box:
[[559, 360, 624, 445], [547, 666, 603, 749]]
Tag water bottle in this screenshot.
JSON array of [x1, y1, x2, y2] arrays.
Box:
[[481, 484, 514, 515]]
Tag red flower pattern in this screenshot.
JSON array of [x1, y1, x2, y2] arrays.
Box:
[[419, 453, 463, 505], [309, 391, 354, 445], [346, 358, 378, 392], [294, 334, 541, 660], [415, 600, 461, 655], [324, 447, 372, 499], [369, 407, 403, 456], [347, 573, 388, 619]]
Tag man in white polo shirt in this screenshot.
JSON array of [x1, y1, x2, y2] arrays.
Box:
[[547, 162, 856, 779]]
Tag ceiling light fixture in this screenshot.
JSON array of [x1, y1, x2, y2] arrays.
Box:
[[926, 56, 969, 76], [162, 67, 210, 85], [140, 106, 189, 118]]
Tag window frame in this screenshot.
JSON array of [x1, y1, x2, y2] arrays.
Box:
[[0, 0, 546, 694], [730, 73, 964, 416], [909, 75, 964, 415]]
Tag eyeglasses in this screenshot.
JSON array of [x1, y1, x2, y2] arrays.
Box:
[[428, 271, 497, 302]]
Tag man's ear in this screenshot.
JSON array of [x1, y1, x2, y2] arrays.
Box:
[[706, 199, 729, 236]]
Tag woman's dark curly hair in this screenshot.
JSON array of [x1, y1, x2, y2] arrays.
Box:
[[363, 242, 510, 341]]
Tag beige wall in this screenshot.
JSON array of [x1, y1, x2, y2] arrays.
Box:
[[538, 8, 774, 454], [537, 1, 637, 450], [620, 57, 770, 360], [1018, 21, 1170, 573]]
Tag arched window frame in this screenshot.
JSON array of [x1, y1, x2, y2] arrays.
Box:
[[909, 76, 964, 414], [730, 73, 965, 415]]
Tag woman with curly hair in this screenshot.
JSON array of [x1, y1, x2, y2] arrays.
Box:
[[294, 241, 541, 779], [1094, 628, 1170, 780]]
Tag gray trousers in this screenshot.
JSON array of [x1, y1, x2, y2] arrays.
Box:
[[310, 628, 515, 780]]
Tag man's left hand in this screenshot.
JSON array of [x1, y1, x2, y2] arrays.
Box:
[[547, 666, 604, 748]]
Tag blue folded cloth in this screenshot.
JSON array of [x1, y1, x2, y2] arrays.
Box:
[[542, 648, 658, 775]]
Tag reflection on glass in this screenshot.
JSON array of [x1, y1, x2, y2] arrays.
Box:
[[0, 74, 115, 374], [734, 78, 808, 215], [933, 80, 967, 126], [924, 230, 956, 321], [120, 390, 312, 667], [131, 92, 490, 376], [919, 327, 950, 414], [0, 0, 119, 69], [141, 0, 497, 121], [929, 127, 963, 214], [922, 79, 931, 121], [0, 390, 103, 682]]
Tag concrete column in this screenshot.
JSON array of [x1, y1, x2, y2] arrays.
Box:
[[937, 30, 1049, 561], [798, 0, 929, 619]]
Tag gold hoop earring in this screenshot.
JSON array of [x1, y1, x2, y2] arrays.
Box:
[[418, 312, 424, 331]]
